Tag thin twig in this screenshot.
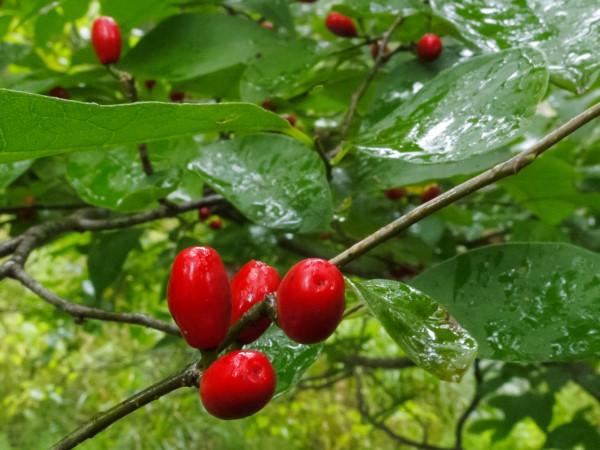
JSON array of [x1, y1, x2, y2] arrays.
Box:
[[330, 100, 600, 267], [52, 363, 200, 450], [454, 360, 482, 450]]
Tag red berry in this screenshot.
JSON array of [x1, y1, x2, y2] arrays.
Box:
[[209, 218, 223, 230], [325, 12, 357, 38], [421, 185, 441, 203], [283, 114, 297, 127], [167, 247, 231, 350], [145, 80, 156, 90], [277, 258, 345, 344], [198, 207, 211, 221], [385, 187, 406, 200], [371, 42, 391, 60], [417, 33, 442, 62], [261, 99, 277, 111], [170, 91, 185, 102], [230, 260, 280, 344], [91, 16, 121, 65], [200, 350, 276, 420], [49, 86, 70, 99], [261, 21, 274, 30]]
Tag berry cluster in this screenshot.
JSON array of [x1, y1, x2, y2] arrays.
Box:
[[167, 247, 345, 419]]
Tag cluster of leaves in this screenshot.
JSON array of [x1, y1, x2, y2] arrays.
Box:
[[0, 0, 599, 449]]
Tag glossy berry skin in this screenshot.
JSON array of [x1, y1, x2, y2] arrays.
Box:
[[277, 258, 345, 344], [417, 34, 442, 62], [198, 207, 211, 221], [49, 86, 70, 99], [209, 218, 223, 230], [91, 16, 122, 65], [325, 12, 357, 38], [170, 91, 185, 102], [230, 261, 280, 344], [385, 187, 406, 200], [167, 247, 231, 350], [200, 350, 276, 420], [421, 185, 441, 203]]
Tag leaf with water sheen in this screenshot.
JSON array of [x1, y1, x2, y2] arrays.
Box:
[[187, 134, 332, 233], [252, 326, 322, 395], [411, 243, 600, 362], [350, 278, 478, 381], [347, 49, 548, 189], [432, 0, 600, 92], [0, 89, 306, 163]]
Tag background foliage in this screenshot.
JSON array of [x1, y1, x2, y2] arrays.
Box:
[[0, 0, 598, 449]]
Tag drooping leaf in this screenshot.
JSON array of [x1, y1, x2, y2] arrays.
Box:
[[346, 49, 549, 189], [252, 326, 322, 395], [411, 243, 600, 362], [349, 278, 478, 381], [432, 0, 600, 92], [187, 134, 332, 232], [0, 89, 307, 163]]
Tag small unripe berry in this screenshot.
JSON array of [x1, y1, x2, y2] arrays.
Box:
[[371, 42, 391, 60], [200, 350, 276, 420], [167, 247, 231, 350], [325, 12, 357, 38], [417, 34, 442, 62], [261, 99, 277, 111], [261, 21, 274, 30], [421, 185, 441, 203], [283, 114, 297, 127], [277, 258, 345, 344], [91, 16, 122, 65], [198, 207, 211, 221], [230, 260, 280, 344], [385, 187, 406, 200], [49, 86, 70, 99], [170, 91, 185, 102], [209, 218, 223, 230], [145, 80, 156, 90]]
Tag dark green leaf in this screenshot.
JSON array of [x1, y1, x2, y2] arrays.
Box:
[[349, 278, 478, 381], [412, 243, 600, 362], [187, 134, 332, 232], [0, 161, 31, 191]]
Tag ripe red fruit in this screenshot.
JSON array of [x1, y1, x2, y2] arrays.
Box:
[[371, 42, 391, 60], [277, 258, 345, 344], [421, 185, 441, 203], [49, 86, 70, 99], [91, 16, 122, 65], [325, 12, 357, 38], [385, 187, 406, 200], [200, 350, 276, 420], [283, 114, 297, 127], [170, 91, 185, 102], [209, 218, 223, 230], [417, 33, 443, 62], [145, 80, 156, 90], [167, 247, 231, 350], [198, 207, 211, 221], [230, 260, 280, 344]]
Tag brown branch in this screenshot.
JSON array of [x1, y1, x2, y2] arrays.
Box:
[[454, 360, 482, 450], [0, 203, 86, 214], [354, 371, 452, 450], [9, 265, 180, 336], [52, 362, 200, 450], [330, 100, 600, 267]]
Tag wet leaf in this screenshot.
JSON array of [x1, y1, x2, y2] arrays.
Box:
[[346, 49, 548, 189], [432, 0, 600, 92], [0, 89, 304, 163], [252, 326, 322, 395], [411, 243, 600, 362], [349, 278, 478, 381], [187, 134, 332, 232]]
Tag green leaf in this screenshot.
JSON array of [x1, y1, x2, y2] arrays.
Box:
[[99, 0, 174, 29], [432, 0, 600, 92], [88, 228, 143, 298], [252, 326, 322, 395], [411, 243, 600, 362], [346, 49, 549, 189], [0, 89, 306, 163], [187, 134, 333, 232], [66, 147, 178, 212], [0, 161, 31, 191], [0, 43, 29, 70], [122, 13, 301, 81], [349, 278, 478, 381]]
